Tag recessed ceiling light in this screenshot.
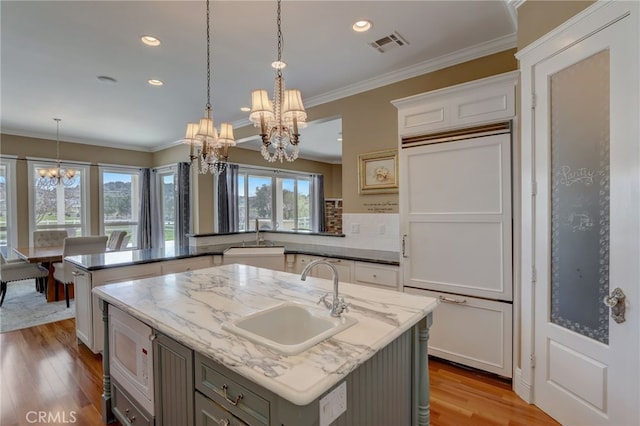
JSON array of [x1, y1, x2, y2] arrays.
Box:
[[148, 79, 164, 86], [240, 106, 251, 112], [141, 35, 161, 46], [97, 75, 118, 84], [352, 20, 372, 32]]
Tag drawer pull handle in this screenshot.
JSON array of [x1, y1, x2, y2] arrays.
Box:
[[71, 271, 85, 277], [221, 384, 244, 406], [438, 296, 467, 305], [124, 408, 136, 423], [218, 420, 230, 426]]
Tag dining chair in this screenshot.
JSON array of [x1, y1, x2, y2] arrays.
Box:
[[0, 251, 49, 307], [120, 235, 131, 250], [106, 231, 127, 251], [33, 230, 69, 247], [52, 236, 108, 308]]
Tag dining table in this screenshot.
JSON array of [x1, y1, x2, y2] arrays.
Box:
[[13, 246, 65, 302]]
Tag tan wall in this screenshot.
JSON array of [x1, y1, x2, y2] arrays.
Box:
[[0, 133, 154, 247], [517, 0, 595, 51]]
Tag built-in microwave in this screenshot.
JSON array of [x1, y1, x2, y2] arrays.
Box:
[[108, 305, 154, 415]]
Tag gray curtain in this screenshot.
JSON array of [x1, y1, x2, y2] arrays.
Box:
[[311, 174, 326, 233], [137, 168, 152, 249], [176, 162, 191, 247], [217, 164, 239, 233], [150, 168, 164, 249]]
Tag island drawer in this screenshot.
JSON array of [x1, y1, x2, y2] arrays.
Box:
[[195, 391, 248, 426], [195, 353, 270, 425], [112, 379, 153, 426]]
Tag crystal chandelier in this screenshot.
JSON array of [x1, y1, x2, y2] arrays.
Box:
[[182, 0, 235, 175], [249, 0, 306, 163], [37, 118, 77, 189]]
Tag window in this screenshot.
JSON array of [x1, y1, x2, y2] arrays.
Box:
[[155, 166, 177, 248], [0, 157, 17, 253], [100, 167, 140, 249], [234, 167, 317, 232], [28, 160, 90, 241]]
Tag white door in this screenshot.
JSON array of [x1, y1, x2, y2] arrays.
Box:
[[533, 4, 639, 425]]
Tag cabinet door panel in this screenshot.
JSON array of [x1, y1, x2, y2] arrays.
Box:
[[401, 133, 512, 301], [405, 287, 512, 377]]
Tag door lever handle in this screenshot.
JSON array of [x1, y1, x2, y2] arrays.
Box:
[[604, 287, 626, 323]]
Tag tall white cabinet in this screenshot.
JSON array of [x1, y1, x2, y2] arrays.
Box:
[[393, 72, 517, 377]]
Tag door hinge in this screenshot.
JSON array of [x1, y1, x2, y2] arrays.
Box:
[[532, 180, 537, 196], [532, 267, 537, 284], [532, 93, 537, 109], [530, 353, 536, 368]]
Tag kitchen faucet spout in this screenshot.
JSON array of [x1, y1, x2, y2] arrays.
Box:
[[300, 259, 349, 317]]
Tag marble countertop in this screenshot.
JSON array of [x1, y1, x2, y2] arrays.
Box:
[[93, 264, 437, 406], [66, 242, 399, 271]]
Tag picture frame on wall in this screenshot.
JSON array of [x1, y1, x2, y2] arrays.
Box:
[[357, 149, 398, 194]]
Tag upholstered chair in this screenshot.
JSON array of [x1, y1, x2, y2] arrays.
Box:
[[33, 230, 68, 247], [52, 236, 108, 308], [106, 231, 127, 251], [0, 252, 49, 307]]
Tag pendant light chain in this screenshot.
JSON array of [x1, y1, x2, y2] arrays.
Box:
[[55, 118, 61, 165], [248, 0, 306, 163], [206, 0, 211, 110], [276, 0, 282, 78]]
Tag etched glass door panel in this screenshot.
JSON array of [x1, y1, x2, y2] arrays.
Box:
[[550, 50, 610, 343]]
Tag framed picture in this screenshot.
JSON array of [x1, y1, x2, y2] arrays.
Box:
[[358, 149, 398, 194]]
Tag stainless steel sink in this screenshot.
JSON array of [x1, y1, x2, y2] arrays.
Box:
[[222, 302, 357, 355]]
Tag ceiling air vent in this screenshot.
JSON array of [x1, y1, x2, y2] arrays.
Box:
[[369, 31, 409, 53]]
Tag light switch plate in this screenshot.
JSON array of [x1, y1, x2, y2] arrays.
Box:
[[319, 381, 347, 426], [351, 223, 360, 234]]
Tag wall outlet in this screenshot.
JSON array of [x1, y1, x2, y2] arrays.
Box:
[[319, 381, 347, 426], [378, 224, 386, 235], [351, 223, 360, 234]]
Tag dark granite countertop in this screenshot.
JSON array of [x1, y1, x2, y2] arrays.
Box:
[[65, 242, 399, 271]]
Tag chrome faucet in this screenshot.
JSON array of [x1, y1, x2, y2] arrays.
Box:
[[300, 259, 349, 317]]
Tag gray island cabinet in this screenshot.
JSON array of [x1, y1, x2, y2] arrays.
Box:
[[94, 264, 437, 426]]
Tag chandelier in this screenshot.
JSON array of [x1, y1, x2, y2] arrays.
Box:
[[37, 118, 76, 189], [182, 0, 235, 175], [249, 0, 307, 163]]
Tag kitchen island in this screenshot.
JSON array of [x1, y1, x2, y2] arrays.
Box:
[[93, 264, 437, 425]]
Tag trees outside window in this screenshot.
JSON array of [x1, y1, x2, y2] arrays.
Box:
[[234, 168, 316, 232], [100, 168, 139, 249], [29, 161, 89, 239]]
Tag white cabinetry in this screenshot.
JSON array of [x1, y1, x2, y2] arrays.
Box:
[[222, 253, 284, 271], [405, 287, 512, 377], [70, 264, 92, 345], [396, 72, 516, 138], [354, 262, 398, 290], [161, 255, 217, 275], [288, 254, 354, 283], [394, 71, 516, 377]]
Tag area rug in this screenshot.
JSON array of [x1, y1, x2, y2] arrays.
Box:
[[0, 279, 75, 333]]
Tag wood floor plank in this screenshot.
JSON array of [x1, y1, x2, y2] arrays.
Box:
[[0, 319, 558, 425]]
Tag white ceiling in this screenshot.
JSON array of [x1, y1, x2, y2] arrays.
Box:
[[1, 1, 517, 164]]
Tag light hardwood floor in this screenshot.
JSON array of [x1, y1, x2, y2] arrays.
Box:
[[0, 319, 558, 425]]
